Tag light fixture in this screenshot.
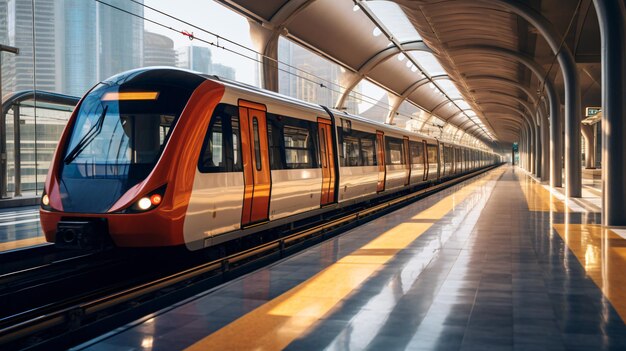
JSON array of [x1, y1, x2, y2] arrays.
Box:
[[372, 27, 382, 37], [137, 197, 152, 210]]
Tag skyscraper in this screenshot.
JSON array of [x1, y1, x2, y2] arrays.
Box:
[[97, 0, 143, 80], [0, 0, 58, 94], [178, 45, 211, 73], [177, 45, 235, 79], [144, 31, 176, 67], [62, 0, 97, 96], [61, 0, 144, 96]]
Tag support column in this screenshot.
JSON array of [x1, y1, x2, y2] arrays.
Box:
[[539, 110, 551, 183], [519, 128, 526, 169], [528, 123, 534, 174], [535, 121, 542, 177], [248, 21, 280, 92], [581, 124, 596, 169], [593, 0, 626, 226], [512, 147, 515, 165]]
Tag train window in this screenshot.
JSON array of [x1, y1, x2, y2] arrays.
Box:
[[159, 115, 175, 145], [338, 128, 377, 167], [211, 120, 223, 167], [385, 137, 404, 165], [361, 136, 376, 166], [410, 141, 424, 165], [266, 113, 317, 170], [343, 135, 360, 166], [320, 128, 328, 168], [253, 118, 262, 171], [232, 118, 240, 167], [199, 104, 242, 173], [284, 125, 312, 168]]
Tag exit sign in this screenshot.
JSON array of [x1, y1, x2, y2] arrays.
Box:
[[586, 107, 601, 117]]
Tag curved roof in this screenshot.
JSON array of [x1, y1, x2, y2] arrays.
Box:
[[216, 0, 601, 152]]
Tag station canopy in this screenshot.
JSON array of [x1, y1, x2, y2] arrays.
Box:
[[217, 0, 601, 150]]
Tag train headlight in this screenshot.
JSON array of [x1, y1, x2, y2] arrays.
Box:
[[124, 184, 167, 213], [137, 197, 152, 210], [41, 192, 53, 211]]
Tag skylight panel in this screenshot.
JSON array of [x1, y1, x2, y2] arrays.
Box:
[[366, 1, 422, 42], [436, 79, 463, 100], [455, 100, 471, 110], [410, 51, 446, 77]]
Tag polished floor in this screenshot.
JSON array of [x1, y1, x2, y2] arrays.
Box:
[[76, 166, 626, 350], [0, 206, 45, 252]]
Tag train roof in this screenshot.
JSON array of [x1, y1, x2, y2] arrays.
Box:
[[122, 67, 495, 154]]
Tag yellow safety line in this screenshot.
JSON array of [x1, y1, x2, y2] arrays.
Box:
[[552, 224, 626, 322], [185, 168, 504, 351], [0, 236, 47, 252]]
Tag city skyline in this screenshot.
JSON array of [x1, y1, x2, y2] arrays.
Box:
[[0, 0, 238, 98]]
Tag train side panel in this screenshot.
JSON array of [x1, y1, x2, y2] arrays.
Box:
[[338, 166, 378, 202], [269, 169, 322, 220], [183, 173, 245, 250]]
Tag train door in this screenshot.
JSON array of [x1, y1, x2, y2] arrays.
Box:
[[422, 140, 428, 181], [440, 142, 446, 177], [318, 118, 336, 206], [437, 141, 442, 179], [403, 136, 410, 186], [376, 131, 386, 192], [239, 100, 271, 227]]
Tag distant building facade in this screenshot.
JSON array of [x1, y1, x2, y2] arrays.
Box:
[[177, 45, 235, 80], [144, 31, 176, 67]]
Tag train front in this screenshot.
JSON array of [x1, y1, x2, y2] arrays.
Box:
[[40, 68, 223, 249]]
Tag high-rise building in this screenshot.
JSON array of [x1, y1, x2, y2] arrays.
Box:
[[178, 45, 211, 73], [278, 38, 358, 112], [61, 0, 144, 96], [212, 63, 235, 80], [61, 0, 97, 96], [0, 0, 58, 94], [97, 0, 143, 80], [177, 45, 235, 80], [144, 31, 176, 67]]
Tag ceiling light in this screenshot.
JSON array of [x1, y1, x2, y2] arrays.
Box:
[[397, 53, 405, 61], [411, 66, 417, 72], [373, 27, 382, 37], [353, 4, 360, 11]]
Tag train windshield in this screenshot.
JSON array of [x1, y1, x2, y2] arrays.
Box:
[[59, 69, 204, 213]]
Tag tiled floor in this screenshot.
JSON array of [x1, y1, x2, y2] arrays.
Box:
[[0, 206, 45, 252], [75, 166, 626, 351]]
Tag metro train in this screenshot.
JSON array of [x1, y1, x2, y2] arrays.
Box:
[[40, 68, 501, 250]]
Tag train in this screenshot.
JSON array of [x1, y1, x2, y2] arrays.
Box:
[[40, 67, 501, 250]]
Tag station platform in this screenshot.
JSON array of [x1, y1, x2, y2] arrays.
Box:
[[75, 166, 626, 351], [0, 206, 46, 253]]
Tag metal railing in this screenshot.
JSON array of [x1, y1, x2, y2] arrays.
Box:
[[0, 90, 79, 198]]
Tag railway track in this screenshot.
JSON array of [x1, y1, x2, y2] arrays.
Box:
[[0, 165, 501, 350]]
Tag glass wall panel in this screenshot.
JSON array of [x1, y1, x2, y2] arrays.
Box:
[[351, 79, 389, 123], [0, 0, 259, 198], [278, 37, 347, 109]]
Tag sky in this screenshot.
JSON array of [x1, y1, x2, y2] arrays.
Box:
[[143, 0, 257, 85]]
